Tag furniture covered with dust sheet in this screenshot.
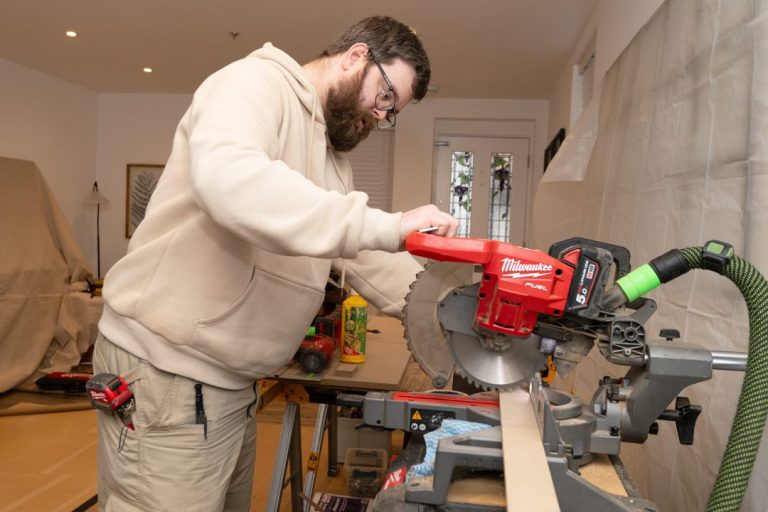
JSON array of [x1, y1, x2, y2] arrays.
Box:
[[0, 156, 102, 392]]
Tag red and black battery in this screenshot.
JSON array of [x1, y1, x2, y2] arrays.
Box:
[[86, 373, 136, 430]]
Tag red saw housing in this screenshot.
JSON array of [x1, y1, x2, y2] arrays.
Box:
[[406, 233, 574, 337]]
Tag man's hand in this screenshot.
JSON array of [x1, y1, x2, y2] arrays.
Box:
[[400, 205, 459, 245]]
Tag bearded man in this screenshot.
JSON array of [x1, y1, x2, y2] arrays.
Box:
[[93, 15, 457, 511]]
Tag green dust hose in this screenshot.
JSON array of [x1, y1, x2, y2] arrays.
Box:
[[678, 247, 768, 511], [610, 245, 768, 510]]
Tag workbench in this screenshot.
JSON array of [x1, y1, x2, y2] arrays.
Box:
[[265, 316, 412, 512]]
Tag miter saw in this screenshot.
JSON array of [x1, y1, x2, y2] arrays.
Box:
[[342, 233, 768, 512], [402, 233, 638, 390]]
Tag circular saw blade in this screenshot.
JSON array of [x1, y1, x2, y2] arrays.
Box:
[[448, 331, 546, 390], [403, 260, 547, 390], [402, 261, 474, 389], [435, 281, 547, 390]]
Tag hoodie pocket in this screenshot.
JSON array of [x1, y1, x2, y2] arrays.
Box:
[[191, 267, 324, 374], [197, 266, 258, 327]]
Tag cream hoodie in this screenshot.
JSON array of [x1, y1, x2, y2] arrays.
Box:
[[100, 44, 422, 389]]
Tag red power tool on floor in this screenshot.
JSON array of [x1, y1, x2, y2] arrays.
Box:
[[86, 373, 136, 430]]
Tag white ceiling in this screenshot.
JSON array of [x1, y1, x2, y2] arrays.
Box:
[[0, 0, 598, 98]]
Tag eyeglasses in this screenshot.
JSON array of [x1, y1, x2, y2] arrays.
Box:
[[368, 49, 397, 129]]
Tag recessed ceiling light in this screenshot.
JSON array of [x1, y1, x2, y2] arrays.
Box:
[[65, 31, 77, 38], [143, 67, 153, 73]]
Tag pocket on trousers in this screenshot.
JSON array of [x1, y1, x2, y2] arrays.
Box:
[[133, 360, 186, 429]]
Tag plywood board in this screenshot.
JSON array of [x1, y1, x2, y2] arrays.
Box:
[[499, 388, 560, 511]]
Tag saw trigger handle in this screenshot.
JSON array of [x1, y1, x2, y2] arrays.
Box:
[[406, 232, 494, 264]]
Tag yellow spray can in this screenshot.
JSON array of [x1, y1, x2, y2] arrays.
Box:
[[340, 294, 368, 363]]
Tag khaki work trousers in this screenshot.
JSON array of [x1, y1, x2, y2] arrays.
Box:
[[93, 334, 258, 511]]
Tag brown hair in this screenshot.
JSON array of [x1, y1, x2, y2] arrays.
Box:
[[321, 16, 431, 102]]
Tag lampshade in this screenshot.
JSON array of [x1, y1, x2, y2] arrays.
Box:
[[83, 181, 109, 205]]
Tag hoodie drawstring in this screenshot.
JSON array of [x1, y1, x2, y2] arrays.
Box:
[[308, 92, 316, 174]]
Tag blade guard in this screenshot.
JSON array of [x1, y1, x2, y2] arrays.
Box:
[[406, 233, 574, 336]]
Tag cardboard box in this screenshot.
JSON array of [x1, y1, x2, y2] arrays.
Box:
[[336, 416, 391, 463]]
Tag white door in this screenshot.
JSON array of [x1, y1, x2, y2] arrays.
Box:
[[434, 136, 530, 244]]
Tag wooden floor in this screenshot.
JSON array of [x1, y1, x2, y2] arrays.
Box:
[[0, 394, 390, 511], [0, 408, 98, 512]]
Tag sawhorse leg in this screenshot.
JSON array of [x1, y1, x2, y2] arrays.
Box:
[[265, 399, 338, 511], [326, 404, 339, 476], [301, 403, 330, 512], [266, 401, 304, 512]]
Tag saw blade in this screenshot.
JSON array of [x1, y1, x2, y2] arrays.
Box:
[[436, 282, 547, 390], [403, 261, 547, 390], [449, 332, 546, 390], [402, 261, 474, 389]]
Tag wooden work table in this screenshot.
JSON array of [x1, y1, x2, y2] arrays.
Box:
[[276, 315, 411, 391]]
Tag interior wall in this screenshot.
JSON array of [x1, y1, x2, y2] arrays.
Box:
[[0, 58, 98, 271], [95, 93, 191, 272], [391, 97, 548, 242], [1, 59, 549, 275], [548, 0, 665, 142]]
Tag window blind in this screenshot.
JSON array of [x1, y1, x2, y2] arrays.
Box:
[[347, 130, 394, 211]]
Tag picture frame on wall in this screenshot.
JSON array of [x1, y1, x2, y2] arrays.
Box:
[[125, 163, 164, 238]]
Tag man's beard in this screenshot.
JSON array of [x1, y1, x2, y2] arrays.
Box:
[[324, 69, 376, 152]]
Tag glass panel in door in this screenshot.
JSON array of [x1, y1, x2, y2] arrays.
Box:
[[435, 136, 530, 244]]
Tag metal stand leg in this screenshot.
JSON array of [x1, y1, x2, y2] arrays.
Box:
[[266, 401, 304, 512], [327, 404, 339, 476], [288, 404, 303, 512], [302, 403, 329, 512]]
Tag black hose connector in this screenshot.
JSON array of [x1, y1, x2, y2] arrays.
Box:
[[649, 249, 689, 283]]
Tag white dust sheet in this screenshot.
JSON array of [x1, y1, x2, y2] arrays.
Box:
[[532, 1, 768, 510]]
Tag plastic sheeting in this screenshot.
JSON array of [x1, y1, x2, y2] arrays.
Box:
[[0, 156, 102, 392], [532, 1, 768, 510]]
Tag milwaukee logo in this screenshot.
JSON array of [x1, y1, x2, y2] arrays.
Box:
[[501, 258, 552, 273]]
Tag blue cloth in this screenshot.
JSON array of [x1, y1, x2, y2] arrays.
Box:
[[406, 419, 491, 480]]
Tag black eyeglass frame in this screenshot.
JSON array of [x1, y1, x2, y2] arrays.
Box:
[[368, 49, 397, 129]]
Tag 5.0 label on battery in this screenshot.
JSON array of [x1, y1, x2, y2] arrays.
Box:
[[572, 260, 598, 309]]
